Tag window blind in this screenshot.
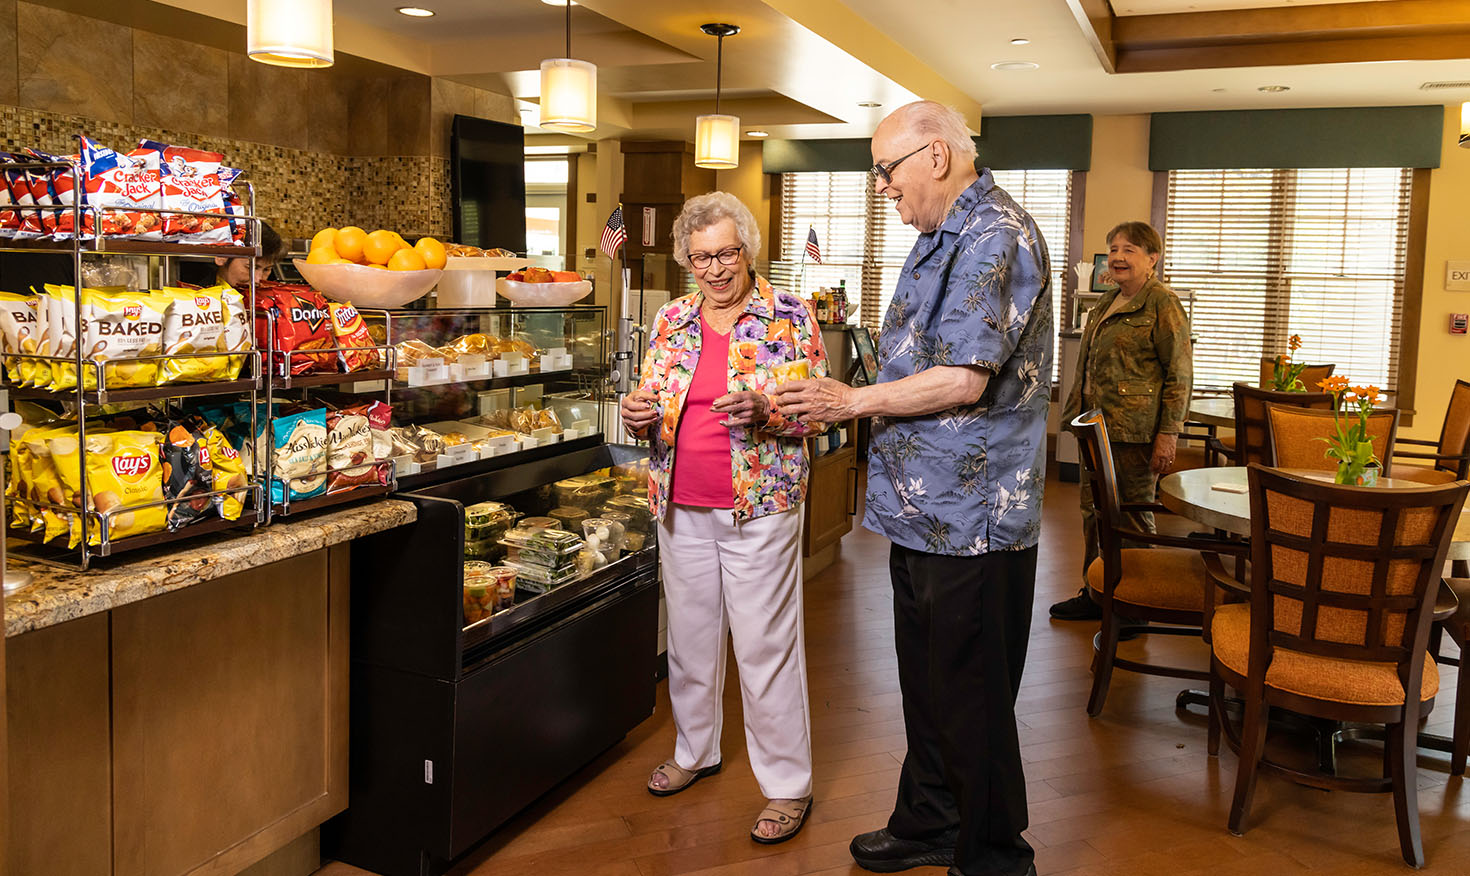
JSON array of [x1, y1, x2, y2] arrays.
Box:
[[772, 169, 1073, 379], [1163, 167, 1410, 393]]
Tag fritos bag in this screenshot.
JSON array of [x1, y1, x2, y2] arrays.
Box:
[[149, 141, 232, 244], [83, 287, 167, 388], [158, 285, 229, 384], [256, 284, 335, 376], [61, 430, 166, 545], [80, 138, 163, 240], [328, 302, 380, 372]]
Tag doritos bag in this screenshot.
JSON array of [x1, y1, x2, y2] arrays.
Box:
[[256, 283, 335, 376]]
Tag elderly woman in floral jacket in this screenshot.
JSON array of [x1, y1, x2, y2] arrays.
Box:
[[620, 191, 829, 844]]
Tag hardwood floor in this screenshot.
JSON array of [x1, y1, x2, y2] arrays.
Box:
[[318, 471, 1470, 876]]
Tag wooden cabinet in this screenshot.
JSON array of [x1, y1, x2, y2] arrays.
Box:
[[804, 419, 861, 575]]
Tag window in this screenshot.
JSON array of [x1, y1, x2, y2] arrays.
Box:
[[771, 168, 1073, 379], [1162, 167, 1411, 392]]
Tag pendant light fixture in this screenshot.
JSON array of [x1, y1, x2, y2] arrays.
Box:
[[539, 0, 597, 133], [694, 23, 741, 170], [1461, 101, 1469, 149], [247, 0, 334, 68]]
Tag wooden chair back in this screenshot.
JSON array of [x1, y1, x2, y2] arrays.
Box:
[[1258, 358, 1336, 391], [1434, 379, 1470, 478], [1071, 409, 1127, 559], [1245, 465, 1468, 688], [1233, 383, 1334, 467], [1264, 402, 1401, 477]]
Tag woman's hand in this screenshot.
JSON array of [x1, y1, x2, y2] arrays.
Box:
[[620, 390, 659, 438], [711, 391, 769, 429], [1151, 432, 1178, 475]]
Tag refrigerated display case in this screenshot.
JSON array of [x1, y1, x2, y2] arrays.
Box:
[[326, 442, 658, 876]]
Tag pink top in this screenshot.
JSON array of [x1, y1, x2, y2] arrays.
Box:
[[670, 315, 735, 508]]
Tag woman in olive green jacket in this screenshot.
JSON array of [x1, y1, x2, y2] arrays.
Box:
[[1051, 221, 1193, 621]]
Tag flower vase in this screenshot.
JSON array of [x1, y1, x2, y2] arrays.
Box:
[[1334, 459, 1379, 487]]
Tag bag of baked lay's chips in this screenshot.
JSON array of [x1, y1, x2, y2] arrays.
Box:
[[158, 285, 230, 384], [44, 284, 83, 390], [219, 285, 250, 380], [0, 291, 40, 385], [83, 287, 167, 389], [54, 430, 166, 546]]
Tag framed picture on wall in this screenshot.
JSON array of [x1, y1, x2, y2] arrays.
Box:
[[850, 327, 879, 386], [1091, 253, 1118, 292]]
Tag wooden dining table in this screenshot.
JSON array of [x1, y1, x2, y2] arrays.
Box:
[[1158, 464, 1470, 766], [1187, 392, 1409, 430]]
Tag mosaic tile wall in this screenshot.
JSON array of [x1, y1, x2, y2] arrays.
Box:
[[0, 104, 453, 242]]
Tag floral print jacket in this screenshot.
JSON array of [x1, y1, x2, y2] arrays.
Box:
[[636, 276, 830, 522]]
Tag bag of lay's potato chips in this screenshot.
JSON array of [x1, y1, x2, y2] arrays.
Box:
[[54, 430, 166, 546], [198, 423, 248, 521], [158, 286, 229, 384], [20, 424, 78, 544], [84, 287, 167, 389], [43, 285, 82, 391], [219, 285, 250, 380], [0, 291, 40, 385]]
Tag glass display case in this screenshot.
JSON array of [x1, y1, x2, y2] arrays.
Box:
[[359, 305, 608, 489]]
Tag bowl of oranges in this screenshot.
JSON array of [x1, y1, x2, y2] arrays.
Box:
[[294, 227, 447, 308]]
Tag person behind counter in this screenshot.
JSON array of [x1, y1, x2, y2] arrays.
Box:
[[618, 191, 829, 845], [177, 221, 284, 289], [1050, 220, 1193, 623]]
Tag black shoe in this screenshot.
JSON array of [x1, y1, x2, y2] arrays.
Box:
[[850, 828, 955, 872], [947, 866, 1036, 876], [1049, 588, 1102, 621]]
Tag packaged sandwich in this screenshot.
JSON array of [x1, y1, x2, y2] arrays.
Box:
[[328, 302, 380, 372], [83, 286, 167, 389], [158, 285, 229, 384]]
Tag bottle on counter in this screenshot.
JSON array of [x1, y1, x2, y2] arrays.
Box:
[[815, 290, 830, 323], [834, 279, 849, 323]]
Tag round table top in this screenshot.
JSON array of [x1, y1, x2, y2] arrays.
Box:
[[1158, 466, 1470, 561], [1188, 397, 1234, 428]]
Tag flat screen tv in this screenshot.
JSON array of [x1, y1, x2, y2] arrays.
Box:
[[450, 114, 526, 253]]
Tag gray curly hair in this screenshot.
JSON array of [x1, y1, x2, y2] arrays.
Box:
[[671, 191, 761, 270]]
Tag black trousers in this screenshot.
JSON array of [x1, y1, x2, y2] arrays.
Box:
[[887, 542, 1037, 876]]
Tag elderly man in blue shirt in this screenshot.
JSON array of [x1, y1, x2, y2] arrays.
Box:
[[775, 100, 1051, 876]]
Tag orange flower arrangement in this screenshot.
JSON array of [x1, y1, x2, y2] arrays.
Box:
[[1317, 376, 1384, 485], [1269, 334, 1309, 392]]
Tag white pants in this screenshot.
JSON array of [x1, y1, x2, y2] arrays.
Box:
[[659, 504, 813, 799]]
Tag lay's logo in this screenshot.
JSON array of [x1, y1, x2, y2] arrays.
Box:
[[111, 451, 152, 480], [218, 443, 240, 460], [195, 296, 212, 310], [197, 445, 212, 467], [123, 304, 142, 320]]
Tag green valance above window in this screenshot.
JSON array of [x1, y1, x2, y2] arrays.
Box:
[[1149, 106, 1445, 170], [762, 114, 1093, 173]]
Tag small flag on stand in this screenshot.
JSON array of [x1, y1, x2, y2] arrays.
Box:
[[600, 205, 626, 259], [805, 227, 822, 263]]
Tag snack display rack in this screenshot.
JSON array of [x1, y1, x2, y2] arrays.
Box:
[[259, 311, 399, 520], [0, 147, 268, 570]]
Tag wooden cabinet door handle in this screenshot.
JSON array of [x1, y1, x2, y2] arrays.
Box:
[[847, 465, 858, 517]]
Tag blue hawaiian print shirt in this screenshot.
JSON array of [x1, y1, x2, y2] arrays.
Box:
[[863, 170, 1054, 556]]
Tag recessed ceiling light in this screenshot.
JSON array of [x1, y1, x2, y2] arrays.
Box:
[[857, 101, 882, 108], [396, 6, 435, 16], [746, 130, 769, 138], [1010, 38, 1031, 46], [991, 61, 1039, 71], [1258, 84, 1290, 92], [539, 0, 578, 5]]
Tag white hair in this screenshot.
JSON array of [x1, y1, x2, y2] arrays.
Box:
[[671, 191, 762, 270], [892, 101, 978, 167]]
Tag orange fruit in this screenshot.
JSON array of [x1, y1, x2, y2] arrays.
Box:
[[306, 246, 339, 265], [365, 263, 389, 270], [387, 248, 427, 272], [331, 258, 355, 265], [414, 237, 447, 270], [363, 230, 402, 265], [311, 228, 337, 252], [334, 226, 368, 263]]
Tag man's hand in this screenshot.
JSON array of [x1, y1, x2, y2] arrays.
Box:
[[620, 390, 659, 437], [711, 391, 770, 428], [1151, 432, 1178, 475], [772, 377, 858, 422]]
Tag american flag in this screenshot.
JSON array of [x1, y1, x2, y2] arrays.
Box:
[[600, 205, 626, 259], [805, 227, 822, 263]]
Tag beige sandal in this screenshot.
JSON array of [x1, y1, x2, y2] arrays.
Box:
[[646, 760, 721, 797], [750, 796, 813, 844]]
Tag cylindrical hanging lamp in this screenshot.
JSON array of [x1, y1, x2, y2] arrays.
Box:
[[1460, 101, 1469, 149], [540, 0, 598, 133], [695, 24, 741, 170], [247, 0, 334, 68]]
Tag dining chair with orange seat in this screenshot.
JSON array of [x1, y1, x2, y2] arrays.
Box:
[[1072, 409, 1247, 717], [1207, 466, 1470, 868], [1429, 576, 1470, 777], [1257, 357, 1335, 392], [1264, 401, 1400, 477], [1392, 378, 1470, 485], [1207, 382, 1335, 467]]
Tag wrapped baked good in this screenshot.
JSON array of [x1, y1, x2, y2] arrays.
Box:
[[552, 474, 614, 509], [395, 338, 440, 365], [450, 333, 494, 356], [536, 408, 563, 433], [441, 431, 468, 447]]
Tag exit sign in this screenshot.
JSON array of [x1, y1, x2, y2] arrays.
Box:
[[1447, 260, 1470, 291]]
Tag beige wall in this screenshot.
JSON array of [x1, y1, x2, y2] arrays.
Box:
[[715, 141, 773, 275], [1408, 103, 1470, 441], [1080, 114, 1154, 261]]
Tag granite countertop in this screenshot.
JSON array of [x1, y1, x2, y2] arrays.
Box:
[[3, 499, 418, 638]]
